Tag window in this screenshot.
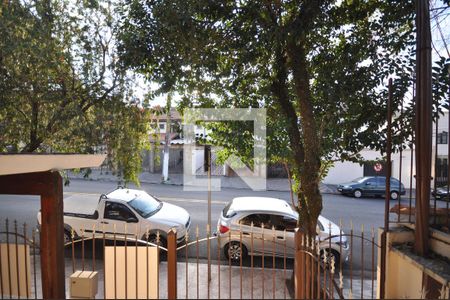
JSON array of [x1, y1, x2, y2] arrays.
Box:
[[104, 202, 138, 222], [376, 177, 385, 186], [365, 178, 377, 186], [128, 193, 162, 218], [222, 202, 236, 218], [437, 131, 448, 144], [159, 123, 166, 130], [270, 215, 297, 232], [239, 214, 271, 228]]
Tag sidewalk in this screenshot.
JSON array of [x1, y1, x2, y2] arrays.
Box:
[[67, 169, 339, 194]]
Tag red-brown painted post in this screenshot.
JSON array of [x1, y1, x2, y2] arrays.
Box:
[[0, 171, 66, 299], [415, 0, 432, 257], [40, 171, 65, 299], [294, 229, 305, 299], [167, 229, 177, 299]]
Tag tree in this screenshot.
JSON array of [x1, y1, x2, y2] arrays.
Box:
[[118, 0, 449, 235], [0, 0, 150, 184]]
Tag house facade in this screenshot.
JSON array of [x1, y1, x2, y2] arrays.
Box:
[[324, 111, 449, 187]]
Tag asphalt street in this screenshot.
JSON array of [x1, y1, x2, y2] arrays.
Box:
[[0, 178, 424, 275]]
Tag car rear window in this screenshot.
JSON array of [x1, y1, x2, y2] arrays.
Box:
[[222, 202, 236, 218]]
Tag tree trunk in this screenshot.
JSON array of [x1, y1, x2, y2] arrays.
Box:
[[288, 41, 323, 237]]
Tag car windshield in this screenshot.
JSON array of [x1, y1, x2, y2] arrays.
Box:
[[352, 177, 366, 183], [128, 192, 162, 218]]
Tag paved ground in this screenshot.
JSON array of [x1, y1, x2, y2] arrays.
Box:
[[27, 254, 375, 299]]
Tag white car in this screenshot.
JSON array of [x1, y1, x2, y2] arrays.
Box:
[[216, 197, 349, 265], [37, 187, 191, 248]]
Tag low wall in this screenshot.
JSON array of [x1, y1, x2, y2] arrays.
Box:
[[377, 226, 450, 299]]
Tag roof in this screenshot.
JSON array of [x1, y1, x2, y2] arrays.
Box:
[[0, 154, 106, 176], [149, 108, 181, 121], [106, 188, 150, 202], [230, 197, 295, 215]]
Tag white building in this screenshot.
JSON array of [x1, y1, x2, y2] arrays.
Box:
[[323, 111, 449, 188]]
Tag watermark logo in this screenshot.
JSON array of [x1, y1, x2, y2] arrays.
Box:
[[183, 108, 266, 191]]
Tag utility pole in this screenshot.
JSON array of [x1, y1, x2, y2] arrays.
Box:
[[414, 0, 432, 256], [162, 93, 172, 182]]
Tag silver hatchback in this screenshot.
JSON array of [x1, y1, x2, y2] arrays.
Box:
[[216, 197, 349, 265]]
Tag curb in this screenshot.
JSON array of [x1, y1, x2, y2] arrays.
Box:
[[68, 175, 341, 195]]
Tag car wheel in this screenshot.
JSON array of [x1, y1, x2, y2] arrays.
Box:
[[320, 249, 340, 269], [353, 189, 362, 198], [390, 191, 399, 200], [224, 241, 248, 263]]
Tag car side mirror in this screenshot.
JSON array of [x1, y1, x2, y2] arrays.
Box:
[[366, 182, 371, 185], [126, 217, 138, 223]]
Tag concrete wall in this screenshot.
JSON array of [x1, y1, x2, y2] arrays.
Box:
[[378, 226, 450, 299], [324, 149, 417, 186], [325, 112, 450, 186]]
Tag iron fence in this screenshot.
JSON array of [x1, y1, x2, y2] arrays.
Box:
[[0, 220, 40, 299], [388, 141, 450, 233], [0, 219, 382, 299]]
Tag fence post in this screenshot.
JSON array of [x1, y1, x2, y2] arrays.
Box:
[[167, 229, 177, 299], [295, 228, 305, 299]]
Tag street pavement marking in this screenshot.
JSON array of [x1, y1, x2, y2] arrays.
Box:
[[64, 192, 228, 205]]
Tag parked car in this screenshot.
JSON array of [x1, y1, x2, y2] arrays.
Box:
[[337, 176, 406, 199], [431, 186, 450, 201], [37, 187, 191, 248], [215, 197, 349, 265]]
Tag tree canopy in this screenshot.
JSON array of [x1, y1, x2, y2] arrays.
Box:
[[118, 0, 449, 233], [0, 0, 150, 184]]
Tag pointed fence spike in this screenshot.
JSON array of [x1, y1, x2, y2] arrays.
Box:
[[438, 285, 446, 299]]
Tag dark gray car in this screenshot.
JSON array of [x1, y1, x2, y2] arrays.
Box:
[[337, 176, 406, 199]]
